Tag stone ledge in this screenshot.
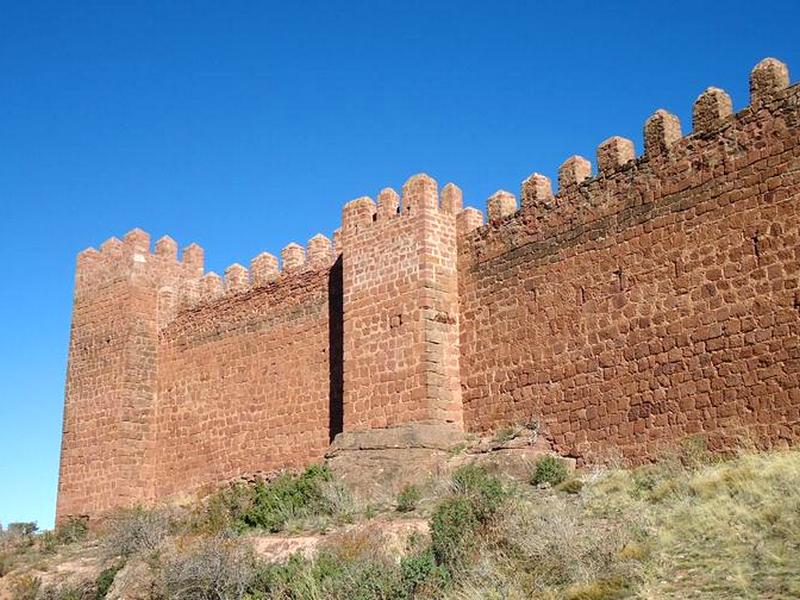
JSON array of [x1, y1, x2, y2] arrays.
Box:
[[327, 423, 466, 455]]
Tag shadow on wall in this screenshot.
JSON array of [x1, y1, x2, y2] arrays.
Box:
[[328, 256, 344, 442]]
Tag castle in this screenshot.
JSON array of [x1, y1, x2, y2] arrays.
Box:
[[57, 58, 800, 521]]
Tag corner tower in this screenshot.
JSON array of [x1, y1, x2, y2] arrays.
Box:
[[56, 230, 203, 521]]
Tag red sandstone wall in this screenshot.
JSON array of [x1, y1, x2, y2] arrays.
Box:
[[341, 175, 463, 431], [59, 57, 800, 522], [457, 62, 800, 463], [57, 231, 202, 519], [57, 230, 339, 520], [155, 266, 336, 498]]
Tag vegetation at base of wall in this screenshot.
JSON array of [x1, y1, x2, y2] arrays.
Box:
[[197, 463, 355, 534], [103, 506, 174, 559], [530, 455, 569, 487], [4, 445, 800, 599], [395, 485, 422, 513]]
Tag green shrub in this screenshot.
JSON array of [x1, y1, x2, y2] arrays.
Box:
[[7, 522, 38, 537], [430, 465, 506, 568], [239, 464, 335, 532], [450, 464, 505, 511], [399, 548, 449, 596], [56, 516, 89, 545], [531, 456, 569, 487], [430, 496, 480, 567], [94, 563, 123, 599], [396, 485, 421, 513], [40, 517, 91, 554]]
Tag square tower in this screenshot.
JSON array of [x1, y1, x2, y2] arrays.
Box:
[[339, 174, 464, 433]]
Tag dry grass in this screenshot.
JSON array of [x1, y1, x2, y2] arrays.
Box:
[[586, 447, 800, 599], [3, 445, 799, 599]]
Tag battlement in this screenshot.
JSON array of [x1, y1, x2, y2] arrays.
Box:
[[75, 226, 339, 321], [58, 57, 800, 522], [341, 173, 468, 232], [465, 58, 797, 265]]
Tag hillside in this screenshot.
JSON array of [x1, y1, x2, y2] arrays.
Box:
[[2, 432, 799, 600]]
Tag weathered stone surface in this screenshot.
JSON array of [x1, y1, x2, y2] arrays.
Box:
[[58, 58, 800, 521]]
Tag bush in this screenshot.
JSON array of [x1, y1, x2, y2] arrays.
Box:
[[430, 465, 506, 569], [531, 456, 569, 487], [558, 478, 584, 494], [449, 464, 505, 508], [497, 496, 636, 594], [3, 522, 38, 550], [56, 516, 89, 545], [398, 548, 449, 596], [7, 522, 38, 537], [41, 517, 91, 554], [200, 464, 346, 534], [396, 485, 421, 513], [159, 534, 256, 600], [246, 525, 447, 599], [104, 507, 171, 559], [94, 563, 123, 599]]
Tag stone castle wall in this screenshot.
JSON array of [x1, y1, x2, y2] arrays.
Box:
[[57, 58, 800, 520], [457, 60, 800, 463]]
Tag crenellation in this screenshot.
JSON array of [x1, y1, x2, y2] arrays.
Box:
[[182, 243, 204, 276], [402, 173, 438, 212], [558, 155, 592, 190], [440, 183, 463, 215], [377, 188, 400, 219], [692, 87, 733, 133], [750, 57, 790, 106], [224, 263, 250, 292], [100, 236, 124, 255], [74, 248, 102, 292], [200, 272, 223, 301], [58, 57, 800, 522], [308, 234, 334, 268], [124, 228, 150, 254], [521, 173, 555, 210], [281, 242, 306, 272], [596, 137, 635, 174], [76, 247, 101, 272], [332, 228, 343, 255], [342, 196, 376, 231], [456, 207, 484, 237], [487, 190, 517, 221], [155, 235, 178, 259], [251, 251, 279, 284], [644, 109, 682, 157]]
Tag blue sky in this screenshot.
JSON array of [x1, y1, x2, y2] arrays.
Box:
[[1, 1, 798, 529]]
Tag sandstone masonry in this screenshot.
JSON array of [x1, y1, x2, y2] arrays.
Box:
[[58, 58, 800, 521]]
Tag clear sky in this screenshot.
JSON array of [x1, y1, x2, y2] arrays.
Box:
[[1, 1, 798, 530]]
